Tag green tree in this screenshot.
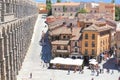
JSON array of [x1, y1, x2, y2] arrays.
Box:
[[115, 6, 120, 21], [57, 0, 61, 3], [46, 0, 52, 16], [75, 8, 87, 17], [78, 8, 87, 13], [63, 5, 66, 12], [111, 0, 115, 3]]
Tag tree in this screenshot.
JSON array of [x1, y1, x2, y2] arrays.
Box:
[[46, 0, 52, 16], [111, 0, 115, 3], [57, 0, 61, 3], [63, 5, 66, 12], [115, 6, 120, 21], [75, 8, 87, 17], [78, 8, 87, 13]]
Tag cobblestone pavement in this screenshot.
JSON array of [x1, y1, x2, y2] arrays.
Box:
[[17, 14, 120, 80]]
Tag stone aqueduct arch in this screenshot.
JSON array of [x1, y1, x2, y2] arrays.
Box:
[[0, 0, 38, 80], [0, 15, 38, 80]]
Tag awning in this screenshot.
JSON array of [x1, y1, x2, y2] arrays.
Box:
[[50, 57, 83, 66]]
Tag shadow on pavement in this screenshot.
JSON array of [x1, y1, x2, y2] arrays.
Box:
[[103, 58, 118, 70], [40, 31, 52, 63]]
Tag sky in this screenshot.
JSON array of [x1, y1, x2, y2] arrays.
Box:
[[35, 0, 120, 4]]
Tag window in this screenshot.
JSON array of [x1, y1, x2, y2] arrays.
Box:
[[70, 13, 72, 16], [67, 36, 70, 39], [85, 41, 88, 47], [86, 24, 90, 27], [75, 48, 78, 52], [103, 40, 104, 45], [92, 34, 95, 40], [106, 39, 108, 43], [70, 8, 73, 11], [92, 41, 95, 47], [76, 8, 78, 11], [64, 46, 67, 50], [54, 8, 56, 11], [100, 41, 102, 46], [63, 36, 66, 39], [85, 34, 88, 39], [58, 8, 60, 11], [92, 49, 95, 55], [75, 42, 77, 46], [85, 49, 88, 55], [57, 46, 60, 50]]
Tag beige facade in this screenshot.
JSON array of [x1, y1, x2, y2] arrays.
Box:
[[49, 20, 82, 58], [52, 2, 81, 17], [82, 24, 112, 62]]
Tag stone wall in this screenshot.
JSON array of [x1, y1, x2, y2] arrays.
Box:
[[0, 0, 38, 80]]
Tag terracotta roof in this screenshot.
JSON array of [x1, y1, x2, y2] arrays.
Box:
[[51, 40, 69, 45], [70, 33, 81, 40], [50, 26, 72, 35], [83, 24, 98, 31], [83, 24, 113, 32], [52, 2, 80, 6]]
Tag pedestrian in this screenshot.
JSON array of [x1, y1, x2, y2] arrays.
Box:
[[107, 68, 110, 73], [43, 64, 45, 68], [91, 77, 94, 80], [119, 76, 120, 80], [96, 71, 99, 76], [67, 69, 70, 75], [30, 72, 32, 78], [99, 69, 102, 74], [79, 67, 82, 74], [102, 68, 104, 73], [111, 70, 114, 74]]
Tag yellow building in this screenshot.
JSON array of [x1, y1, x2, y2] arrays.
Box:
[[82, 23, 113, 62]]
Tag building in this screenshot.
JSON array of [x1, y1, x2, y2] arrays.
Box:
[[82, 22, 113, 62], [115, 22, 120, 66], [51, 2, 115, 20], [52, 2, 81, 17], [99, 2, 115, 20], [37, 3, 47, 14], [0, 0, 37, 80], [49, 19, 82, 58], [48, 16, 115, 64]]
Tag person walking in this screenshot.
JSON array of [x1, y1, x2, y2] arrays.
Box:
[[91, 77, 94, 80], [67, 69, 70, 75], [111, 70, 114, 74], [30, 72, 32, 78]]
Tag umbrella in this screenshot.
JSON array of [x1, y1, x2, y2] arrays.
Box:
[[89, 59, 96, 62]]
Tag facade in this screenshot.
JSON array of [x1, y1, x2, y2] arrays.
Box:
[[49, 19, 82, 58], [52, 2, 81, 17], [51, 2, 115, 20], [82, 23, 113, 62], [99, 2, 115, 20], [0, 0, 37, 80], [48, 17, 115, 63], [115, 22, 120, 66], [38, 3, 47, 14]]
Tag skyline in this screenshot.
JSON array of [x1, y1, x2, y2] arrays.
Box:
[[35, 0, 120, 4]]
